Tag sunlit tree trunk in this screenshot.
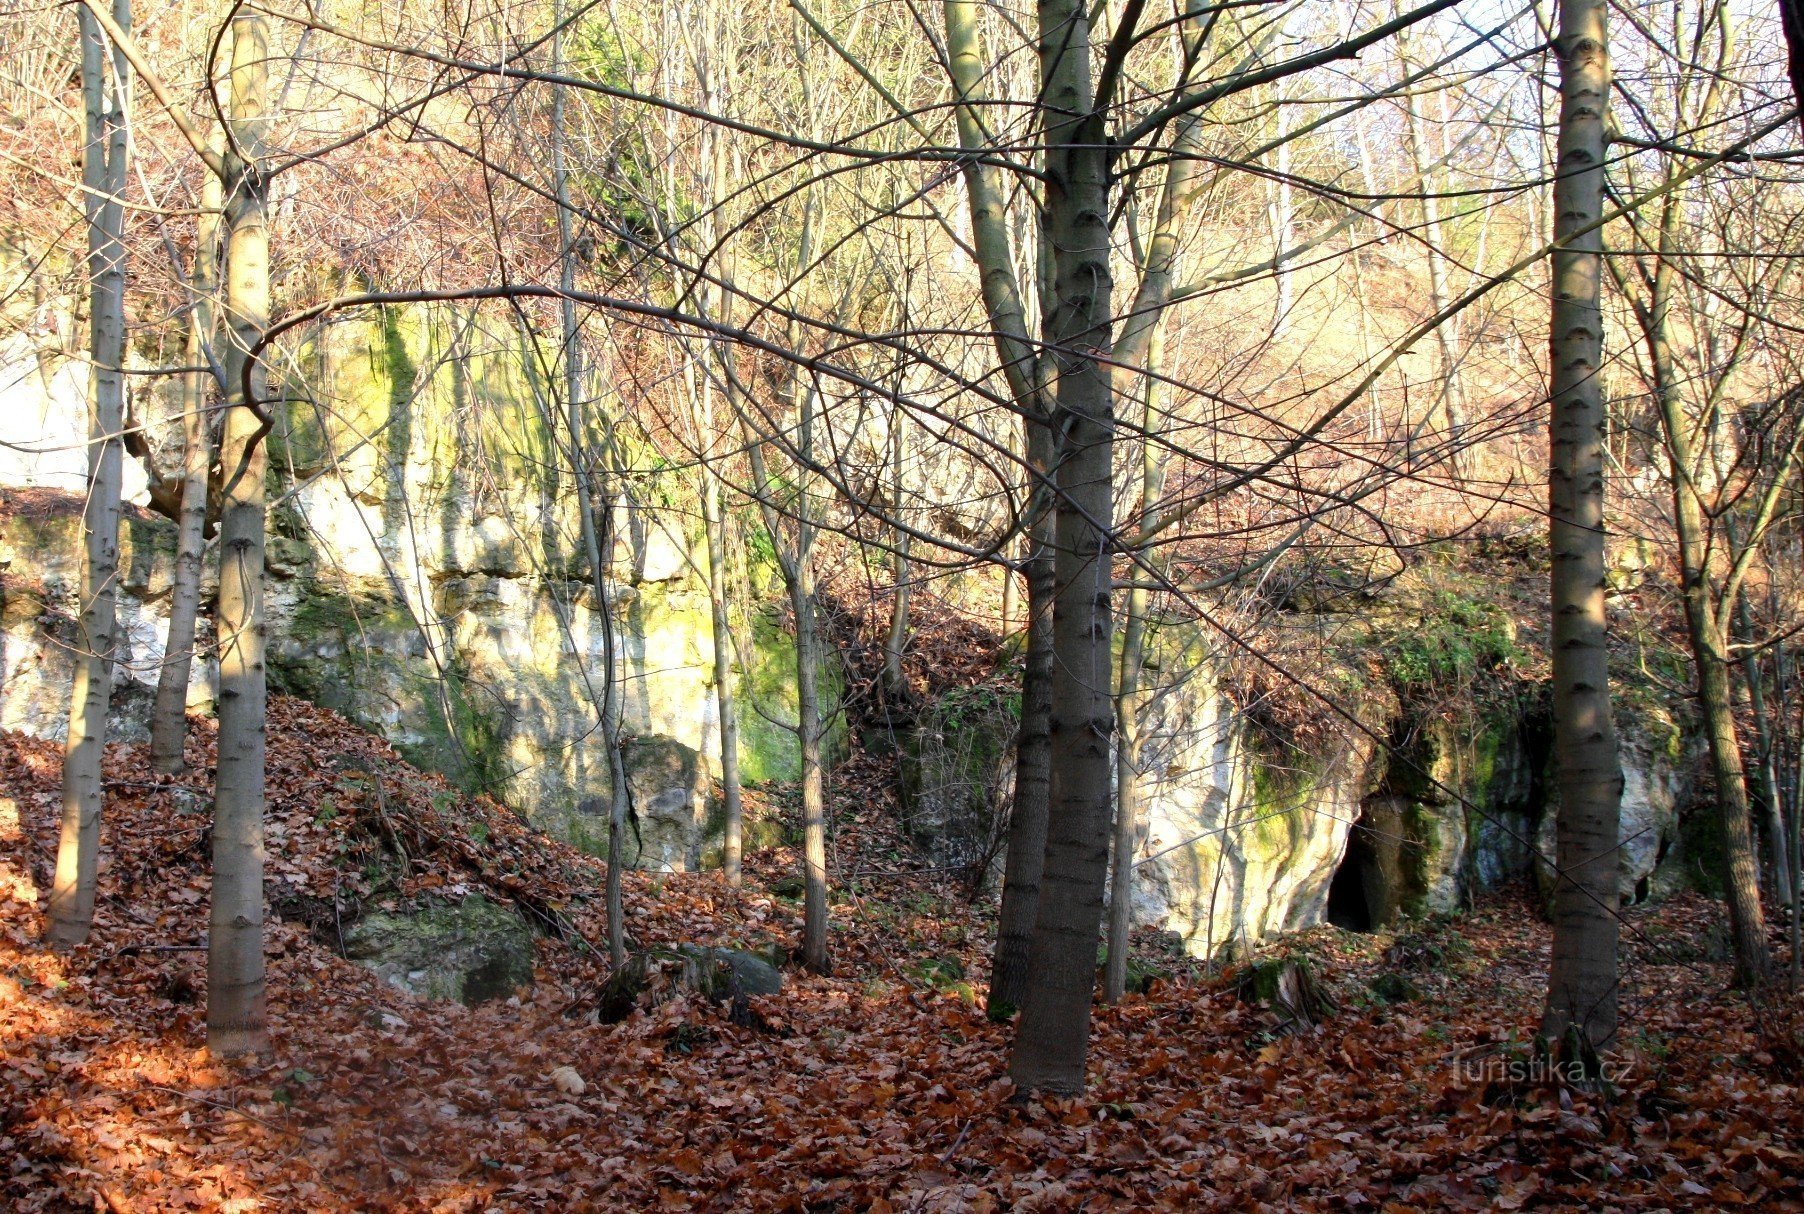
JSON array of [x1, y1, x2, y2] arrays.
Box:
[[701, 441, 744, 887], [739, 49, 830, 966], [1008, 0, 1117, 1095], [1106, 325, 1166, 1004], [942, 0, 1054, 1018], [1641, 254, 1771, 985], [745, 410, 828, 970], [552, 0, 631, 967], [1616, 2, 1771, 985], [1540, 0, 1621, 1055], [1735, 595, 1790, 906], [208, 11, 271, 1056], [150, 135, 222, 775], [48, 0, 131, 948], [695, 18, 745, 890], [1397, 24, 1465, 447]]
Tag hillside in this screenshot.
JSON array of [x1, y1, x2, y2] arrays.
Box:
[[3, 701, 1799, 1211]]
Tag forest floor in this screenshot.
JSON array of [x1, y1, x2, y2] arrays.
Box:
[[3, 698, 1802, 1212]]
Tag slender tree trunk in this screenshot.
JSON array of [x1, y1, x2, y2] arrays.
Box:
[[743, 422, 830, 970], [1540, 0, 1622, 1055], [1267, 87, 1294, 338], [1633, 162, 1773, 985], [942, 0, 1055, 1020], [989, 419, 1053, 1016], [1681, 608, 1773, 985], [1106, 326, 1166, 1004], [552, 0, 631, 965], [1009, 0, 1117, 1095], [208, 12, 271, 1056], [883, 400, 911, 701], [702, 456, 744, 887], [999, 538, 1019, 636], [689, 14, 744, 888], [1735, 594, 1790, 906], [48, 0, 131, 948], [1647, 348, 1770, 983], [1398, 26, 1465, 447], [737, 129, 829, 969], [150, 142, 221, 774], [794, 547, 829, 972]]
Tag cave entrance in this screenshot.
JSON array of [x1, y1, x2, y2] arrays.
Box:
[[1328, 815, 1379, 932], [1328, 798, 1405, 932]]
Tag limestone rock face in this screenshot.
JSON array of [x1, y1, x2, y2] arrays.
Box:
[[1345, 711, 1543, 927], [0, 305, 837, 868], [340, 894, 536, 1005], [1535, 704, 1692, 902], [1128, 662, 1385, 960], [0, 493, 202, 744]]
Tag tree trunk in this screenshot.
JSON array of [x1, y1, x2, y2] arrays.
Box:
[[1682, 609, 1773, 985], [208, 11, 271, 1057], [1105, 325, 1167, 1004], [552, 0, 632, 967], [1632, 148, 1772, 986], [989, 418, 1054, 1016], [794, 551, 830, 973], [48, 0, 131, 948], [1648, 334, 1771, 984], [942, 0, 1055, 1021], [883, 407, 912, 703], [1734, 595, 1790, 907], [1540, 0, 1622, 1055], [692, 18, 744, 889], [702, 461, 744, 887], [1398, 26, 1465, 447], [150, 140, 221, 775], [1009, 0, 1117, 1095]]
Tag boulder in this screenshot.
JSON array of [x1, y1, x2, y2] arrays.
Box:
[[596, 945, 784, 1023], [623, 735, 712, 872], [340, 894, 536, 1005], [676, 946, 785, 997]]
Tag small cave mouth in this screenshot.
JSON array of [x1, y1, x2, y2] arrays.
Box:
[[1328, 817, 1379, 932]]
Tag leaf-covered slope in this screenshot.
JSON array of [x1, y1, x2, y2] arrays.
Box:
[[2, 699, 1799, 1211]]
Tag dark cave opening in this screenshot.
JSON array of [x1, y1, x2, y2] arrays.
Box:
[[1327, 815, 1379, 932]]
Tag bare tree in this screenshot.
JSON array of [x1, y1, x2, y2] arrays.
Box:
[[47, 0, 132, 949], [208, 11, 272, 1056], [1540, 0, 1622, 1058], [149, 130, 222, 775], [1608, 2, 1788, 984]]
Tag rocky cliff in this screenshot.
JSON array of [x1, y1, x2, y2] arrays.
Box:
[[1, 305, 1706, 955]]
